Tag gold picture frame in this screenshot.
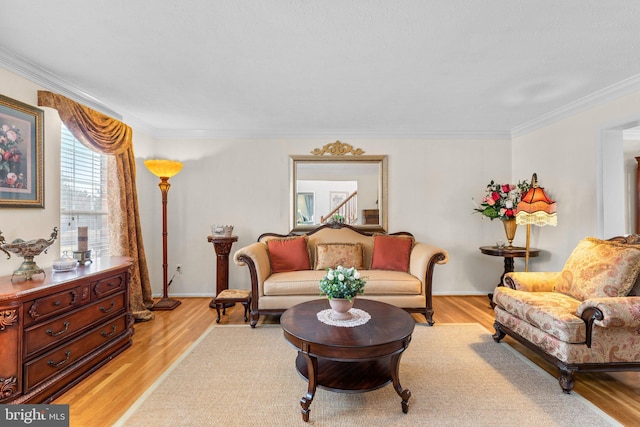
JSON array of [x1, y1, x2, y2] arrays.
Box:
[[0, 94, 44, 207]]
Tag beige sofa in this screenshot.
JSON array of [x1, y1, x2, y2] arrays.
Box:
[[233, 223, 448, 327]]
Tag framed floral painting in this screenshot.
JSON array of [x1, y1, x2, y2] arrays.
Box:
[[0, 94, 44, 207]]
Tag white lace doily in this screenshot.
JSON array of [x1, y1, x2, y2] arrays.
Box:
[[316, 308, 371, 327]]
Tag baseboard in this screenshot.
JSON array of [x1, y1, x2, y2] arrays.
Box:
[[153, 291, 493, 298]]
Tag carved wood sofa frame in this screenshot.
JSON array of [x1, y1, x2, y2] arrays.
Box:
[[235, 223, 448, 328]]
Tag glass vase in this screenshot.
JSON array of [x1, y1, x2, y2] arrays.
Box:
[[502, 218, 517, 247]]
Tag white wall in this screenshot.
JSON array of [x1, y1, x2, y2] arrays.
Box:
[[512, 90, 640, 273], [4, 64, 640, 298], [623, 134, 640, 234], [141, 137, 514, 297], [0, 68, 62, 276]]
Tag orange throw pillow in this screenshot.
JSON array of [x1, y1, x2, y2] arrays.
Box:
[[266, 236, 311, 273], [371, 235, 413, 272]]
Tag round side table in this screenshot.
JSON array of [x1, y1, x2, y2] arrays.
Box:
[[479, 245, 539, 303]]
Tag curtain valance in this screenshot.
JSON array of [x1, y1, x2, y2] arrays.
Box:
[[37, 90, 131, 155]]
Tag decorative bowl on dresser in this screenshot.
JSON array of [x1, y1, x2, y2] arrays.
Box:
[[0, 256, 134, 403]]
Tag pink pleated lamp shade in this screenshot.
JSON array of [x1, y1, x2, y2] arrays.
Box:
[[516, 174, 557, 227]]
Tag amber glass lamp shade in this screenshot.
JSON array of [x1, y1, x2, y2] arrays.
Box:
[[144, 159, 183, 178]]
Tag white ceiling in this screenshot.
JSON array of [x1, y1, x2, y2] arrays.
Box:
[[1, 1, 640, 139]]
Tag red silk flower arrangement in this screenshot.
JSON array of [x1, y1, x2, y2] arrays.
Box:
[[473, 180, 530, 220]]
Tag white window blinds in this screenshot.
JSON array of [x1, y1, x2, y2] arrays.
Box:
[[60, 124, 110, 257]]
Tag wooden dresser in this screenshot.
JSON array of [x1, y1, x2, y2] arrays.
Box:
[[0, 256, 134, 403]]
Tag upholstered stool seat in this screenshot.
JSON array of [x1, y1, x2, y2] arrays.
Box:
[[212, 289, 251, 323]]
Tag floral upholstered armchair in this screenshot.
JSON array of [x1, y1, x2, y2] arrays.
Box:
[[492, 235, 640, 393]]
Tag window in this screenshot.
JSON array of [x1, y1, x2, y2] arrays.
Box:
[[60, 124, 110, 257]]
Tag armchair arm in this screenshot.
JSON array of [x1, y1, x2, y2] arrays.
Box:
[[409, 242, 448, 325], [503, 272, 560, 292], [409, 242, 448, 285], [577, 297, 640, 329], [233, 242, 271, 299]]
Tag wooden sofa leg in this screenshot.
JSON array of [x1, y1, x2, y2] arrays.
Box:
[[492, 322, 506, 342], [425, 308, 435, 326], [558, 367, 576, 394], [250, 311, 259, 328]]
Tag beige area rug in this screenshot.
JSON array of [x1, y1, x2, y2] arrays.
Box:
[[115, 323, 619, 427]]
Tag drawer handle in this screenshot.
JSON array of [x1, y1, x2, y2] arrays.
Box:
[[53, 300, 61, 307], [47, 350, 71, 368], [99, 301, 116, 313], [46, 321, 70, 337], [100, 324, 118, 338]]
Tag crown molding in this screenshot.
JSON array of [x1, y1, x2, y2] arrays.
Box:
[[511, 73, 640, 138], [0, 48, 123, 120], [150, 128, 512, 140]]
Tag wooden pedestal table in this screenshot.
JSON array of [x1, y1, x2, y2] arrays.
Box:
[[207, 235, 238, 309], [281, 299, 415, 422]]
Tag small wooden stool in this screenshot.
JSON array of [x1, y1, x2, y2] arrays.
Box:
[[211, 289, 251, 323]]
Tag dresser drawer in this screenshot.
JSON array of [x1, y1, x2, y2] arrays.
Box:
[[24, 292, 126, 357], [23, 314, 127, 392], [25, 287, 81, 325], [92, 272, 127, 299]]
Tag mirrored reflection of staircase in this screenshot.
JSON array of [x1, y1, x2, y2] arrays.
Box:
[[321, 191, 357, 224]]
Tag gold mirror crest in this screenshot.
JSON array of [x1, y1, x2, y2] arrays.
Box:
[[310, 141, 365, 156]]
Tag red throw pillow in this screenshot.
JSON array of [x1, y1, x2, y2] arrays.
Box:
[[266, 236, 311, 273], [371, 235, 413, 272]]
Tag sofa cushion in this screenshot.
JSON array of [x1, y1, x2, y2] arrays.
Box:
[[371, 235, 413, 272], [263, 270, 421, 296], [266, 236, 311, 273], [493, 286, 586, 343], [307, 227, 375, 269], [315, 243, 364, 270], [553, 237, 640, 301]]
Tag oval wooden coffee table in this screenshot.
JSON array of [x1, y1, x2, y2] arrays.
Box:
[[281, 298, 415, 422]]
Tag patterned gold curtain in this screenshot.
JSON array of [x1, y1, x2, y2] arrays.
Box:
[[38, 90, 154, 322]]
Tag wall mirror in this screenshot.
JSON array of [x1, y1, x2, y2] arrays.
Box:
[[290, 144, 387, 232]]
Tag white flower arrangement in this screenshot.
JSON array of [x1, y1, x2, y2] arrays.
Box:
[[319, 265, 366, 302]]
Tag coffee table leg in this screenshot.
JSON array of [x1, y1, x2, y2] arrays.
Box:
[[390, 353, 411, 413], [299, 346, 318, 422]]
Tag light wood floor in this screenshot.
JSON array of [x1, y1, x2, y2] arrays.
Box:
[[54, 296, 640, 426]]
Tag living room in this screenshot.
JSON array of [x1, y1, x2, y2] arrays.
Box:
[[0, 1, 639, 425]]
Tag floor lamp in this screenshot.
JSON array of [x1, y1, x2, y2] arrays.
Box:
[[516, 173, 557, 272], [144, 159, 183, 310]]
